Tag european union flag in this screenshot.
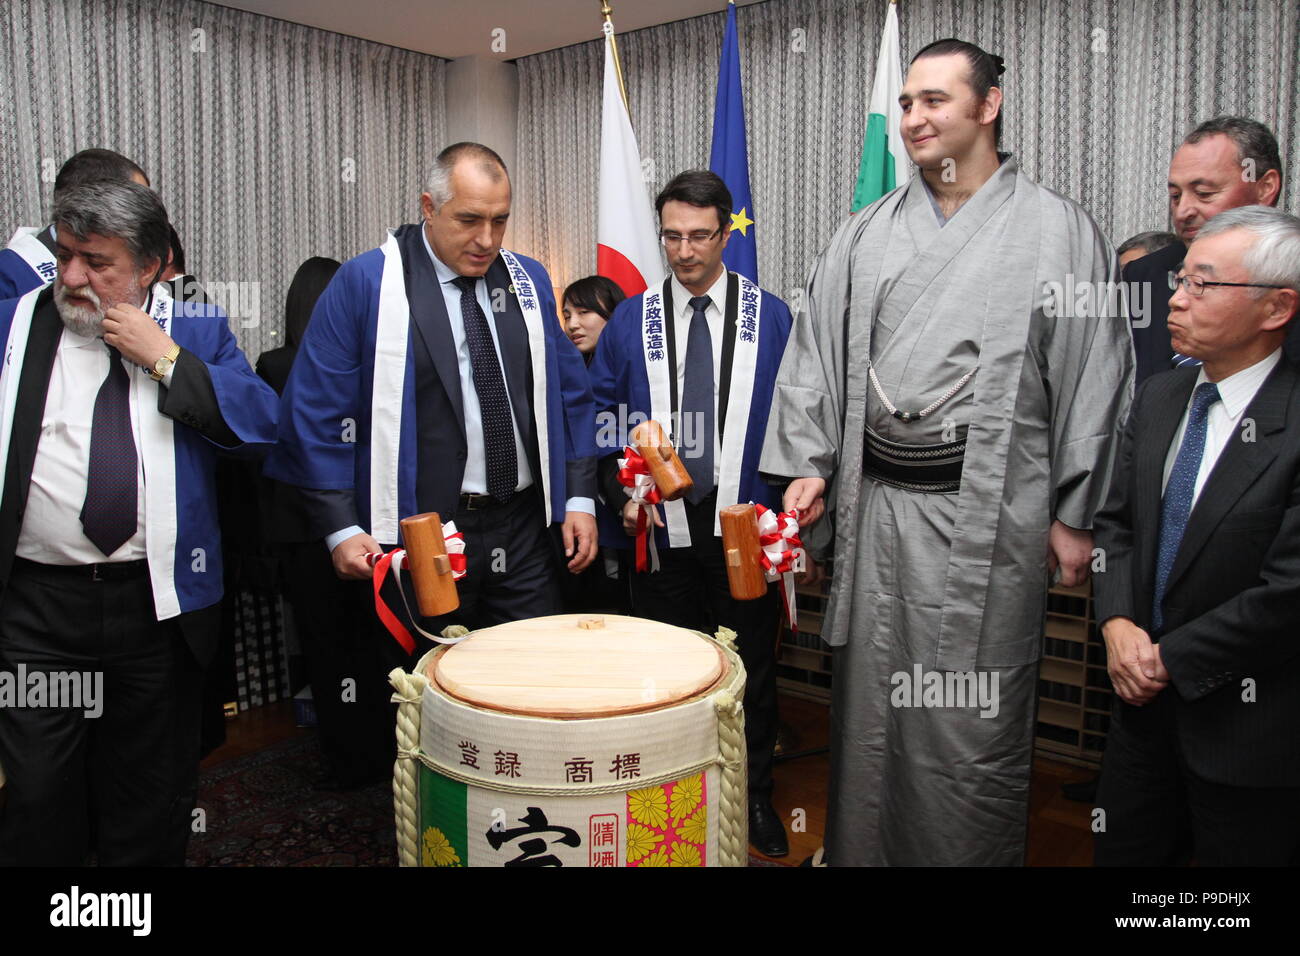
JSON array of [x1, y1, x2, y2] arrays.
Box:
[[709, 1, 757, 283]]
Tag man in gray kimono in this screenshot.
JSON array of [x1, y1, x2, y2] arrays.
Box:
[[761, 39, 1134, 865]]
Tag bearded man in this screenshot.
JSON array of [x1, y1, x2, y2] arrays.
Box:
[[0, 180, 278, 865]]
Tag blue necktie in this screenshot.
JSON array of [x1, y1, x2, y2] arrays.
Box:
[[453, 276, 516, 502], [681, 296, 715, 505], [1171, 350, 1202, 369], [81, 344, 138, 556], [1152, 382, 1221, 632]]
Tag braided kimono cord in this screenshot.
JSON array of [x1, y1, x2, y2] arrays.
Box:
[[711, 627, 750, 868]]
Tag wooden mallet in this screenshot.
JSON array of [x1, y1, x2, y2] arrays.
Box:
[[720, 503, 768, 601], [398, 512, 460, 617], [630, 419, 693, 501]]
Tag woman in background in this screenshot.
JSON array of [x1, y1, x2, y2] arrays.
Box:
[[562, 275, 625, 362], [558, 275, 628, 612], [256, 256, 342, 393]]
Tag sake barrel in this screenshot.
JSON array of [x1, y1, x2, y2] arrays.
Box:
[[389, 614, 748, 868]]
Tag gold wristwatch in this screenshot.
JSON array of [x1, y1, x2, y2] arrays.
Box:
[[149, 343, 181, 382]]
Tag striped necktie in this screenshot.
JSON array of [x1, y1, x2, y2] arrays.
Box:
[[80, 343, 138, 556], [1152, 382, 1221, 633], [1171, 350, 1202, 369]]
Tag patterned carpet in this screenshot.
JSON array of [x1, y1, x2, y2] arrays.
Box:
[[189, 735, 395, 867], [189, 734, 790, 867]]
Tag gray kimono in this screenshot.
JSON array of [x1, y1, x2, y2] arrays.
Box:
[[761, 157, 1134, 865]]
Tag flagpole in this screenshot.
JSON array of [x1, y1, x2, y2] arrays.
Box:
[[599, 1, 630, 113]]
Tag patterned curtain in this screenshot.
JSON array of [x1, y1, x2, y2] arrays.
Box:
[[514, 0, 1300, 302], [0, 0, 447, 358]]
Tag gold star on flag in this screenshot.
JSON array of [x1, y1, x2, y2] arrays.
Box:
[[730, 207, 754, 236]]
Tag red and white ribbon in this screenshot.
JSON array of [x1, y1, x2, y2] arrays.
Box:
[[755, 503, 805, 633], [366, 520, 468, 653], [618, 446, 662, 572]]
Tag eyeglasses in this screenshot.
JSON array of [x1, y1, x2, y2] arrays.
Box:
[[659, 228, 722, 248], [1168, 271, 1288, 297]]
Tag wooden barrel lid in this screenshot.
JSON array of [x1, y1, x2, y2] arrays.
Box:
[[430, 614, 725, 718]]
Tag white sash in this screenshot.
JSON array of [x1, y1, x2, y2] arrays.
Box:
[[5, 227, 57, 287], [640, 274, 764, 546], [499, 249, 552, 521], [715, 275, 762, 535], [0, 286, 45, 499], [370, 240, 554, 541], [371, 231, 410, 545], [140, 284, 179, 618]]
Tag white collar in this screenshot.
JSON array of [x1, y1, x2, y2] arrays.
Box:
[[1195, 348, 1282, 420], [670, 268, 729, 318], [420, 226, 470, 287], [60, 325, 102, 351]]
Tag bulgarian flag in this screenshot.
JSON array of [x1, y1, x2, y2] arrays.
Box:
[[851, 1, 909, 211], [597, 24, 663, 296]]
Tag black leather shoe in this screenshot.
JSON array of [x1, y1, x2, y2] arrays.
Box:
[[749, 800, 789, 857]]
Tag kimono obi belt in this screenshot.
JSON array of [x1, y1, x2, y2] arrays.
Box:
[[863, 425, 966, 494], [389, 613, 751, 868]]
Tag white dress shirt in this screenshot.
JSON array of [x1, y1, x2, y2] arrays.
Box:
[[17, 325, 150, 563], [423, 229, 534, 496], [1161, 348, 1282, 505], [669, 269, 728, 486]]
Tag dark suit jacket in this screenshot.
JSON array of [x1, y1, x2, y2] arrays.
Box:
[[1124, 241, 1186, 385], [0, 288, 243, 664], [1092, 358, 1300, 787]]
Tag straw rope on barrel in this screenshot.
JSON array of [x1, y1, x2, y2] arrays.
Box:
[[389, 614, 748, 867]]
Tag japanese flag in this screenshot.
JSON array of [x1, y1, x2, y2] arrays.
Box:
[[596, 30, 664, 296]]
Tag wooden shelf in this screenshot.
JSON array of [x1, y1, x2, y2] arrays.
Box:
[[1039, 657, 1085, 687], [1045, 616, 1089, 643], [1038, 698, 1081, 730]]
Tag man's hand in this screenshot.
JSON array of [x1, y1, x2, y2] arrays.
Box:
[[783, 477, 827, 528], [1102, 616, 1169, 705], [103, 303, 175, 369], [562, 511, 598, 573], [1047, 519, 1093, 587], [622, 498, 665, 537], [332, 530, 382, 581]]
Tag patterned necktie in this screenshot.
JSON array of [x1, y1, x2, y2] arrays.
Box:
[[681, 296, 715, 505], [453, 275, 516, 502], [1171, 350, 1202, 369], [1152, 382, 1221, 632], [81, 343, 139, 557]]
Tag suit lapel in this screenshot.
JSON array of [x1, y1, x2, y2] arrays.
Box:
[[1164, 360, 1295, 593], [0, 290, 62, 580], [485, 257, 538, 461], [399, 225, 466, 438]]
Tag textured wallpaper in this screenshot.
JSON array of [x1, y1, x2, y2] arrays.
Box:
[[0, 0, 447, 356]]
